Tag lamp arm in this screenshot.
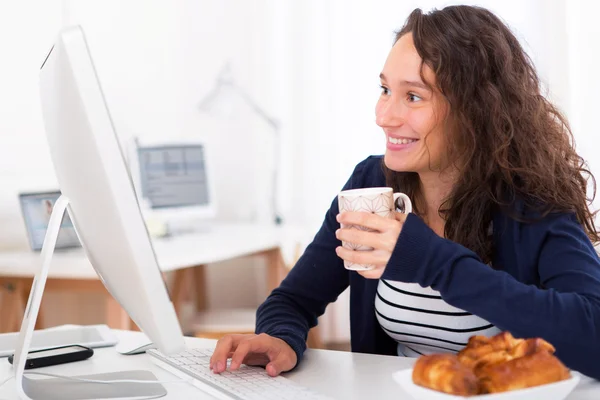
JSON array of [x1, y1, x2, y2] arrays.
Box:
[[199, 66, 283, 224], [228, 82, 282, 224], [227, 82, 280, 132]]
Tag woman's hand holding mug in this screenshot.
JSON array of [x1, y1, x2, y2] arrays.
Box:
[[335, 187, 412, 279]]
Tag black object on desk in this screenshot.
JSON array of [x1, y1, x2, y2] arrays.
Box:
[[8, 344, 93, 369]]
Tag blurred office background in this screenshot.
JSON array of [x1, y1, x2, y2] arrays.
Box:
[[0, 0, 598, 348]]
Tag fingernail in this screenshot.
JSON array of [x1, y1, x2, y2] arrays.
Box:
[[335, 229, 340, 236], [216, 361, 223, 372]]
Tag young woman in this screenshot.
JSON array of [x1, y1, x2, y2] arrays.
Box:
[[210, 5, 600, 380]]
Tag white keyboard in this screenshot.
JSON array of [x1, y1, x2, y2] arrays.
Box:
[[147, 347, 333, 400]]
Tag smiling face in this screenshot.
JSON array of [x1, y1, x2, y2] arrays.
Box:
[[376, 33, 450, 173]]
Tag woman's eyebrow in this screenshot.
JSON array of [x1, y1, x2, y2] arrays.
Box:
[[401, 80, 429, 90], [379, 73, 429, 90]]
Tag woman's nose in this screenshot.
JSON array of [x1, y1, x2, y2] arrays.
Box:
[[376, 99, 404, 127]]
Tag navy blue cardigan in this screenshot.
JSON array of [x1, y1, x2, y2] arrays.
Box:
[[256, 155, 600, 379]]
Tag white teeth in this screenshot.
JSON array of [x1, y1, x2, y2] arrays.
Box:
[[388, 137, 417, 145]]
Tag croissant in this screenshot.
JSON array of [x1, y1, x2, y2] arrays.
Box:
[[412, 332, 570, 396], [457, 332, 528, 369], [476, 350, 571, 393], [412, 354, 479, 396], [509, 337, 555, 358]]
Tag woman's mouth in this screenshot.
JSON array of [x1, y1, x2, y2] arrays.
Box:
[[387, 136, 418, 150]]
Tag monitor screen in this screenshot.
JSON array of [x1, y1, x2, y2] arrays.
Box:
[[137, 145, 210, 209], [18, 191, 81, 251]]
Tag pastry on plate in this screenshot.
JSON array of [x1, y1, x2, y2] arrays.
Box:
[[411, 331, 571, 396], [412, 353, 479, 396]]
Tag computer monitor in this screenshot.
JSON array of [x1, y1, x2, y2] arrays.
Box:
[[18, 191, 81, 251], [128, 137, 217, 234], [37, 25, 185, 354]]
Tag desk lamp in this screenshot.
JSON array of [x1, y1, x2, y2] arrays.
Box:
[[198, 63, 283, 225]]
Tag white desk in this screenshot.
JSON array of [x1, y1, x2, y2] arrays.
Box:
[[0, 223, 296, 332], [0, 330, 598, 399]]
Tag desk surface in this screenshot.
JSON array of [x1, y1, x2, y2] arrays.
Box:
[[0, 330, 598, 399], [0, 223, 300, 279]]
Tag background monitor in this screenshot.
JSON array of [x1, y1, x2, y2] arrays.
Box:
[[129, 137, 217, 234], [18, 191, 81, 251], [38, 25, 185, 355]]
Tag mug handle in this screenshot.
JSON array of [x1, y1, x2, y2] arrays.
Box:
[[393, 193, 412, 214]]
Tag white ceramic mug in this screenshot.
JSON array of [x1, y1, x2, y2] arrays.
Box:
[[337, 187, 412, 271]]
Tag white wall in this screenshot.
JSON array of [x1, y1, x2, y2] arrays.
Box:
[[0, 0, 110, 326], [0, 0, 63, 249], [566, 0, 600, 209]]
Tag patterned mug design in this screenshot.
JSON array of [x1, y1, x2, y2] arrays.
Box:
[[338, 187, 412, 271]]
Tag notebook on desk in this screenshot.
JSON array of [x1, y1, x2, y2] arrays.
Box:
[[0, 325, 117, 357]]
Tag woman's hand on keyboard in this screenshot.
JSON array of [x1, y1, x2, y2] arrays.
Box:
[[209, 333, 297, 377]]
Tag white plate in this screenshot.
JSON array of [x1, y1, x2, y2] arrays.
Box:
[[392, 367, 580, 400]]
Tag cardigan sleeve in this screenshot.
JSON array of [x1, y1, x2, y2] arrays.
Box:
[[382, 212, 600, 379], [255, 157, 376, 364]]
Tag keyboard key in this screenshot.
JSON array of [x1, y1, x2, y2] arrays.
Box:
[[148, 348, 333, 400]]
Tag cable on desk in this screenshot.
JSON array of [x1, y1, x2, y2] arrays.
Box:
[[0, 375, 14, 400], [0, 376, 13, 389]]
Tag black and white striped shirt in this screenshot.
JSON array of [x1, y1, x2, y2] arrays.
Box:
[[375, 279, 500, 357]]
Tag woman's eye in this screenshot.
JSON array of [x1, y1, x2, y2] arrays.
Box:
[[379, 85, 390, 95], [407, 93, 422, 102]]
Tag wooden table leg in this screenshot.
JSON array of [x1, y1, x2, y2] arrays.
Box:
[[263, 247, 285, 295], [0, 278, 44, 333], [193, 265, 207, 311], [0, 281, 22, 333], [307, 325, 324, 349], [169, 266, 207, 313], [170, 268, 188, 317], [105, 295, 131, 330], [169, 265, 207, 326], [20, 281, 45, 330]]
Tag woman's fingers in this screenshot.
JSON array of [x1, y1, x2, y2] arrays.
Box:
[[335, 246, 389, 267], [264, 348, 298, 377], [336, 211, 393, 232], [336, 228, 396, 252], [210, 334, 249, 373], [212, 334, 297, 377], [229, 335, 273, 371], [243, 353, 271, 367]]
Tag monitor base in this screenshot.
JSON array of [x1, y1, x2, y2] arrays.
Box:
[[22, 370, 166, 400]]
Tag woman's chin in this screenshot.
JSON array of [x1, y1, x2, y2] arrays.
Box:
[[384, 154, 415, 172]]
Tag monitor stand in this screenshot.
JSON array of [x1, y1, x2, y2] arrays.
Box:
[[13, 195, 167, 400]]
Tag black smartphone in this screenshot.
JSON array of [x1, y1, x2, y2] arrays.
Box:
[[8, 345, 94, 369]]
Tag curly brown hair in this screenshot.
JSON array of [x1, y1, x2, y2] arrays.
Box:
[[384, 5, 599, 264]]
